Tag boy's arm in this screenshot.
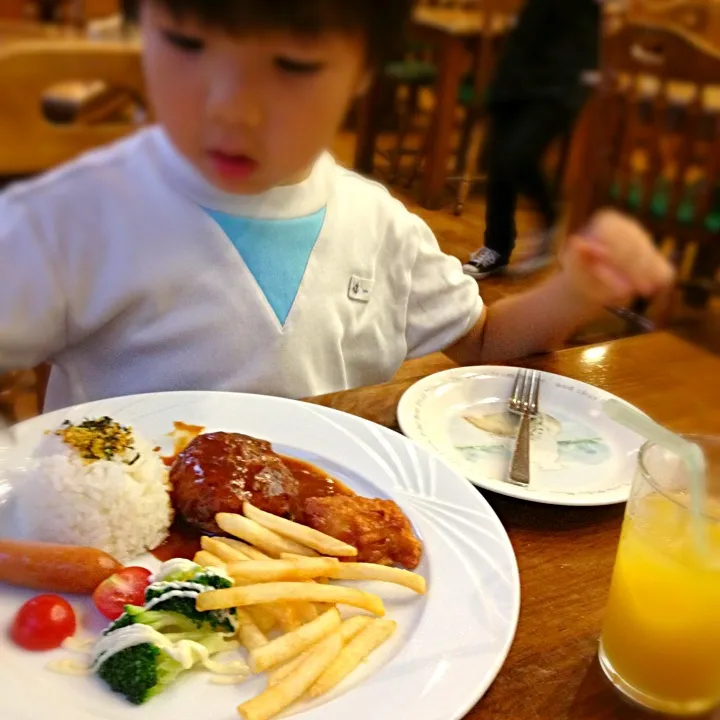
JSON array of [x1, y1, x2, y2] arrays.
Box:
[[445, 211, 674, 365], [0, 194, 66, 371], [445, 273, 597, 365]]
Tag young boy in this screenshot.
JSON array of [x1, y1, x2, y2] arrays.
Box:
[[0, 0, 671, 413]]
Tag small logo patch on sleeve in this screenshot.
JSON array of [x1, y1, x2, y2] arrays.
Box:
[[348, 275, 374, 303]]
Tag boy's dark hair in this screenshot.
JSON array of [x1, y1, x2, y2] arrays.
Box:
[[129, 1, 414, 64]]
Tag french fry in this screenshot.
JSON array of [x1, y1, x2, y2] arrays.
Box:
[[227, 558, 340, 583], [233, 556, 332, 619], [266, 648, 311, 689], [201, 536, 248, 563], [296, 599, 319, 624], [216, 537, 270, 561], [217, 546, 306, 631], [337, 615, 374, 642], [279, 556, 332, 586], [279, 553, 314, 561], [326, 563, 427, 594], [193, 550, 227, 571], [235, 608, 268, 651], [245, 606, 277, 634], [268, 615, 372, 686], [243, 502, 357, 557], [249, 608, 341, 673], [273, 603, 303, 632], [197, 582, 385, 616], [216, 513, 318, 558], [308, 619, 398, 698], [237, 631, 343, 720]]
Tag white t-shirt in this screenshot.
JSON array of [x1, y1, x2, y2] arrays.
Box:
[[0, 127, 483, 411]]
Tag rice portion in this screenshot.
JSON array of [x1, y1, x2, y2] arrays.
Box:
[[12, 421, 173, 563]]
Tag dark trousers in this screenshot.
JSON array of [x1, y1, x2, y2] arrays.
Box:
[[484, 98, 581, 260]]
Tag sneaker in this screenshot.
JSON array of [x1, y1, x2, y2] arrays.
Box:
[[463, 247, 508, 279]]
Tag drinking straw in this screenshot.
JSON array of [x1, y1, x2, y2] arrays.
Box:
[[603, 399, 708, 555]]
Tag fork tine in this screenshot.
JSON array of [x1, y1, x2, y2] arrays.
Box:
[[510, 369, 526, 410], [528, 371, 541, 414], [520, 370, 536, 413], [520, 371, 531, 413]]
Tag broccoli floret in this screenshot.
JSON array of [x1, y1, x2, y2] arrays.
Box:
[[145, 569, 236, 633], [105, 605, 198, 635], [96, 643, 184, 705], [95, 566, 241, 706], [194, 569, 233, 590]]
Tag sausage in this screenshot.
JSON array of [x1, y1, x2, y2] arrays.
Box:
[[0, 540, 123, 594]]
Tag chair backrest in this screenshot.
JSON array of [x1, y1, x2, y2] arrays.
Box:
[[627, 0, 718, 42], [577, 22, 720, 232], [0, 39, 145, 175], [571, 22, 720, 292], [416, 1, 483, 7]]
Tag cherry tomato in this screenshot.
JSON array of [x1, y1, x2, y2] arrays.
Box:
[[10, 594, 76, 651], [92, 566, 152, 620]]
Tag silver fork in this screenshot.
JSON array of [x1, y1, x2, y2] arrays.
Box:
[[507, 369, 541, 487]]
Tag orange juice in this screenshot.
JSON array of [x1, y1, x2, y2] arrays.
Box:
[[600, 495, 720, 715]]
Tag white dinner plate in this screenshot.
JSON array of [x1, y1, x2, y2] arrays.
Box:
[[0, 391, 520, 720], [398, 367, 645, 506]]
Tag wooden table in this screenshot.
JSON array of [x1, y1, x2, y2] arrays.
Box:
[[308, 332, 720, 720], [354, 7, 487, 210], [0, 19, 81, 45]]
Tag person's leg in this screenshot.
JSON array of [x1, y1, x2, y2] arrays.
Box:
[[505, 99, 583, 272], [508, 99, 577, 227], [463, 105, 520, 278], [483, 105, 521, 260], [518, 156, 559, 232]]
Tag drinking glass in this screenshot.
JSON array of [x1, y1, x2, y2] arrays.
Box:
[[598, 436, 720, 716]]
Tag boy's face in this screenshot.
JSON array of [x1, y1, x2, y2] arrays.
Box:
[[141, 1, 369, 193]]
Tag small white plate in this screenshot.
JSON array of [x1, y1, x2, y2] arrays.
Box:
[[0, 391, 520, 720], [398, 367, 644, 506]]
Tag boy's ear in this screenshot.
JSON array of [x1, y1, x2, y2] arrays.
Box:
[[356, 71, 373, 97]]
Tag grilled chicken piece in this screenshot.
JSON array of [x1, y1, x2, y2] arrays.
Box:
[[303, 496, 422, 569]]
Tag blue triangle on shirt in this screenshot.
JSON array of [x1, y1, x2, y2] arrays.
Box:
[[205, 207, 326, 326]]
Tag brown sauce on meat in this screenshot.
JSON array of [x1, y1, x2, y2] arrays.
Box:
[[159, 437, 354, 552], [161, 422, 206, 467], [151, 517, 202, 561], [279, 456, 354, 513], [170, 433, 303, 534]]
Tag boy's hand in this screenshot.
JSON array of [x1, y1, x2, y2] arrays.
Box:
[[560, 210, 675, 307]]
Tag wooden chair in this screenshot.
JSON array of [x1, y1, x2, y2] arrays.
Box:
[[571, 22, 720, 316], [627, 0, 716, 40], [395, 0, 519, 202], [416, 0, 484, 7], [0, 366, 48, 422], [79, 0, 120, 21], [0, 39, 145, 176]]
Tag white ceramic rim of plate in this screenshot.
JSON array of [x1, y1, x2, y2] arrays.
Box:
[[0, 391, 521, 720], [398, 367, 645, 507]]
